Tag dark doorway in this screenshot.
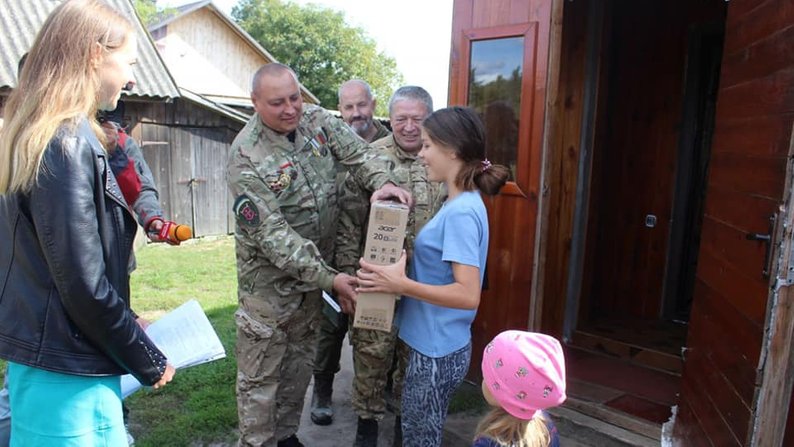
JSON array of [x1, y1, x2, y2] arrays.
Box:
[[664, 23, 725, 322], [562, 0, 727, 429]]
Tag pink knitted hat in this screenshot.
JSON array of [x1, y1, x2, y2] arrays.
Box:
[[481, 330, 567, 420]]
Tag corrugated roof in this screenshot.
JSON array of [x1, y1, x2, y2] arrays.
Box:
[[179, 87, 251, 125], [0, 0, 180, 100], [149, 1, 321, 105]]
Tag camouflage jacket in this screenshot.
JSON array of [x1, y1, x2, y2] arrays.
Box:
[[227, 105, 396, 299], [369, 120, 391, 142], [335, 134, 446, 275]]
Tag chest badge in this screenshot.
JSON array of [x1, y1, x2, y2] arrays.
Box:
[[266, 162, 298, 193], [304, 129, 329, 157]]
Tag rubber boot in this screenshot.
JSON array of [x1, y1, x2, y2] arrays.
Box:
[[277, 434, 305, 447], [310, 374, 334, 425], [392, 416, 402, 447], [353, 417, 378, 447]]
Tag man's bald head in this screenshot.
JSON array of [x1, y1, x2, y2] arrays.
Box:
[[251, 63, 303, 134], [251, 63, 299, 96]]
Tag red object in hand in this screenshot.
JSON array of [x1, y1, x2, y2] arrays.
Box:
[[155, 220, 192, 244]]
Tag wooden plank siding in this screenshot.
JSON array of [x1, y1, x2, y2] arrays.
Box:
[[538, 0, 589, 338], [448, 0, 554, 378], [125, 100, 244, 238], [159, 8, 269, 104], [673, 0, 794, 443]]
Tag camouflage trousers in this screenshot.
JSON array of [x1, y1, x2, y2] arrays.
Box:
[[235, 291, 321, 447], [312, 303, 348, 377], [350, 321, 409, 420]]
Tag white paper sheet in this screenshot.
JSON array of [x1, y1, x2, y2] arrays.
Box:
[[121, 299, 226, 397]]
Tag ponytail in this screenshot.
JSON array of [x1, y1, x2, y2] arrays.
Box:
[[423, 107, 510, 196], [472, 159, 510, 196]]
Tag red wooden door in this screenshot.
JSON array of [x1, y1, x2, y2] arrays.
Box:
[[448, 0, 554, 377], [673, 0, 794, 444]]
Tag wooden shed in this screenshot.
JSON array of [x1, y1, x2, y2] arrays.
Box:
[[121, 94, 247, 238], [0, 0, 254, 238], [449, 0, 794, 444], [148, 0, 320, 111]]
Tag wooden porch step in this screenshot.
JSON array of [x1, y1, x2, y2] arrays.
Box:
[[549, 397, 661, 447], [573, 329, 684, 375]]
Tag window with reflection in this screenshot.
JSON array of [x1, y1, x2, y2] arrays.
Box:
[[467, 37, 523, 181]]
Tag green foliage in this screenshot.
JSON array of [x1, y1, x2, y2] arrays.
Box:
[[468, 66, 522, 113], [233, 0, 404, 116], [133, 0, 177, 26], [448, 380, 489, 414]]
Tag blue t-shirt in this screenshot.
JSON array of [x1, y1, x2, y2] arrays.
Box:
[[397, 190, 489, 357]]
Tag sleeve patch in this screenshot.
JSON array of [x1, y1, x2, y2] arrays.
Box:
[[234, 194, 261, 227]]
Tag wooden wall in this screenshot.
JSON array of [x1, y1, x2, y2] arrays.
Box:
[[125, 99, 244, 237], [540, 0, 589, 337], [673, 0, 794, 444], [158, 8, 266, 103], [449, 0, 554, 377]]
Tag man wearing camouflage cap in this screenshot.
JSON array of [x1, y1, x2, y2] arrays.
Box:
[[336, 86, 445, 447], [226, 63, 411, 447]]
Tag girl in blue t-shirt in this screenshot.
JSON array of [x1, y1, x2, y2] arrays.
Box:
[[358, 106, 510, 446]]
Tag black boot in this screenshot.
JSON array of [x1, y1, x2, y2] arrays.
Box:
[[392, 416, 402, 447], [277, 434, 304, 447], [354, 417, 378, 447], [310, 374, 334, 425]]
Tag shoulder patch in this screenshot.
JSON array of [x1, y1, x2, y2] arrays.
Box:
[[233, 194, 261, 227]]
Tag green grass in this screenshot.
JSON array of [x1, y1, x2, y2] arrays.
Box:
[[0, 236, 240, 446], [0, 235, 487, 444], [126, 236, 240, 446], [448, 380, 489, 415]]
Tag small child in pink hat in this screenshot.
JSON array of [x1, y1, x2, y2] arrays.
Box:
[[473, 330, 567, 447]]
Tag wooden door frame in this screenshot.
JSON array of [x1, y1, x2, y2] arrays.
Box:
[[532, 0, 565, 331], [662, 21, 724, 321], [750, 122, 794, 446], [455, 3, 561, 332], [555, 0, 604, 341], [457, 22, 538, 198]]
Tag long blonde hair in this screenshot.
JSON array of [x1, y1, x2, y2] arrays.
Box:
[[0, 0, 133, 194], [475, 407, 551, 447]]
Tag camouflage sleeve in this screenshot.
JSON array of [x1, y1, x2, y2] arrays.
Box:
[[334, 173, 370, 275], [227, 146, 337, 292], [320, 111, 397, 192], [125, 136, 163, 229]]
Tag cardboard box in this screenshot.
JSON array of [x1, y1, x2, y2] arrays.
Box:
[[353, 201, 409, 332]]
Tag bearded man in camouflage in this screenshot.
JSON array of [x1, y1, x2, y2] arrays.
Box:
[[309, 78, 394, 429], [226, 63, 411, 447], [335, 86, 445, 447]]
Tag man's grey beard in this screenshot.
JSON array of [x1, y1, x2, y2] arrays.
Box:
[[351, 119, 372, 137]]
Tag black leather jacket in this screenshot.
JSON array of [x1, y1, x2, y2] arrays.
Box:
[[0, 118, 167, 386]]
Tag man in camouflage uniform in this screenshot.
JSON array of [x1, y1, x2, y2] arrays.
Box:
[[310, 79, 392, 427], [226, 63, 411, 447], [336, 86, 445, 447]]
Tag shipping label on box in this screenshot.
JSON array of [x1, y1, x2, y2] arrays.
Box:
[[354, 201, 409, 332], [353, 292, 396, 331]]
